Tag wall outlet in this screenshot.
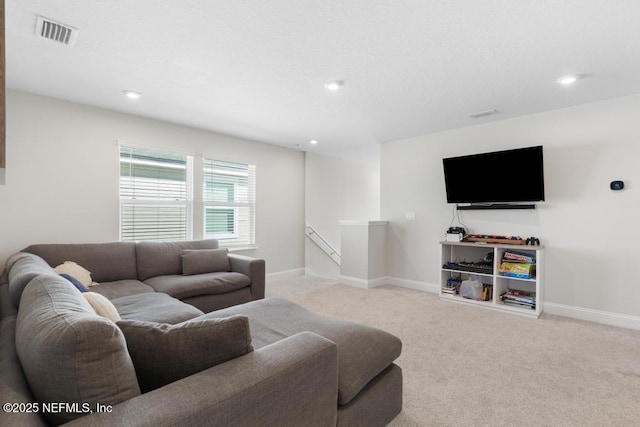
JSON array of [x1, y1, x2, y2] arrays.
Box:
[[405, 212, 416, 221]]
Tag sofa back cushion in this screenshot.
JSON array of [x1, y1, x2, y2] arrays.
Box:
[[117, 313, 252, 392], [23, 242, 138, 283], [181, 248, 230, 275], [15, 275, 141, 425], [136, 239, 219, 281], [6, 253, 56, 308]]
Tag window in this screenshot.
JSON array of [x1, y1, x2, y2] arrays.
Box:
[[119, 146, 193, 241], [203, 158, 256, 247]]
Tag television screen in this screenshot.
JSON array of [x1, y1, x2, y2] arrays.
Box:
[[443, 145, 545, 204]]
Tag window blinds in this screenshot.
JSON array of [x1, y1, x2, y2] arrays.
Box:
[[203, 158, 256, 247], [119, 146, 193, 241]]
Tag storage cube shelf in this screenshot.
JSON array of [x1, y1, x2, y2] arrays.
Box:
[[440, 241, 544, 318]]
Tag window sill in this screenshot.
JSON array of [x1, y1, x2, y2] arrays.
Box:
[[224, 245, 258, 253]]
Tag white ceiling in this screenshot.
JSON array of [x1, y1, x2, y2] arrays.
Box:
[[6, 1, 640, 164]]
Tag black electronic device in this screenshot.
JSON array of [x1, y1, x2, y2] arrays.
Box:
[[445, 226, 466, 242], [442, 146, 545, 204], [526, 237, 540, 246], [447, 227, 466, 235], [443, 261, 493, 274], [610, 180, 624, 191]]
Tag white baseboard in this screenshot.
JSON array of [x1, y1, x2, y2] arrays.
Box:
[[383, 278, 640, 331], [544, 302, 640, 331], [385, 276, 440, 294], [266, 268, 305, 281], [338, 275, 388, 289], [318, 272, 640, 331], [338, 275, 439, 292]]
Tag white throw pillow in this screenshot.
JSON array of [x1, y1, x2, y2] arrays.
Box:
[[54, 261, 93, 288], [83, 292, 121, 322]]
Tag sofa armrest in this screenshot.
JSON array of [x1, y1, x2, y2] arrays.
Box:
[[228, 254, 265, 300], [64, 332, 338, 427]]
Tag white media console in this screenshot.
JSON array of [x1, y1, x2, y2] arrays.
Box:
[[440, 241, 544, 318]]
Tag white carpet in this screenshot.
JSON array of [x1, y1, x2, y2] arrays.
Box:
[[267, 275, 640, 427]]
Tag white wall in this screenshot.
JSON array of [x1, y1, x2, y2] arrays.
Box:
[[381, 93, 640, 325], [0, 90, 305, 274], [304, 152, 380, 278]]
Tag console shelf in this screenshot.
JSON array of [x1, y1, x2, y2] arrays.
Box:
[[439, 241, 543, 318]]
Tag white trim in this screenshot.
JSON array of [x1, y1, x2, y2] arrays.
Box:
[[544, 302, 640, 331], [226, 244, 258, 253], [116, 139, 194, 157], [303, 267, 339, 281], [338, 275, 388, 289], [338, 220, 388, 227], [368, 277, 388, 288], [266, 268, 305, 281], [200, 151, 255, 169], [338, 275, 369, 289], [384, 277, 640, 330], [385, 276, 440, 293]]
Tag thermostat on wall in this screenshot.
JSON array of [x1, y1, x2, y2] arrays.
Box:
[[610, 180, 624, 191]]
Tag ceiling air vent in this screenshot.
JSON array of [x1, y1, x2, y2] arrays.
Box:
[[35, 16, 78, 47]]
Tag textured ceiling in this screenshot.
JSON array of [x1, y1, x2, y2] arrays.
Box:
[[6, 1, 640, 163]]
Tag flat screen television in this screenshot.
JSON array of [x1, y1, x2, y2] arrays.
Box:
[[442, 145, 545, 204]]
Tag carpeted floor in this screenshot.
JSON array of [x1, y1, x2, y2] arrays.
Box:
[[266, 275, 640, 427]]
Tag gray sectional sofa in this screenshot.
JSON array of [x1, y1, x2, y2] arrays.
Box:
[[0, 239, 403, 426], [19, 239, 265, 312]]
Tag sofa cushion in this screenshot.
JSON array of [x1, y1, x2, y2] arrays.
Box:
[[181, 248, 230, 275], [0, 285, 17, 320], [211, 297, 402, 405], [7, 253, 56, 308], [117, 314, 253, 392], [144, 272, 250, 300], [112, 292, 204, 324], [23, 242, 138, 283], [15, 275, 140, 425], [54, 261, 94, 288], [5, 251, 39, 273], [83, 292, 121, 322], [87, 279, 155, 300], [0, 315, 46, 427], [136, 239, 220, 281]]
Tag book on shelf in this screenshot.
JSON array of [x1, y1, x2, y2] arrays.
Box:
[[505, 295, 536, 304], [500, 289, 536, 309], [503, 300, 536, 309], [502, 251, 535, 264], [499, 262, 535, 279], [504, 289, 535, 298]]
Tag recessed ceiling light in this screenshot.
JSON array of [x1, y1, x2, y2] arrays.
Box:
[[324, 80, 344, 91], [557, 75, 579, 86], [123, 90, 142, 99], [309, 139, 319, 145]]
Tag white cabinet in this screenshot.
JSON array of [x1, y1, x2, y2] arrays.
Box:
[[440, 241, 543, 318]]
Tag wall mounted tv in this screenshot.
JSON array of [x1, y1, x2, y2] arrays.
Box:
[[442, 145, 545, 209]]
